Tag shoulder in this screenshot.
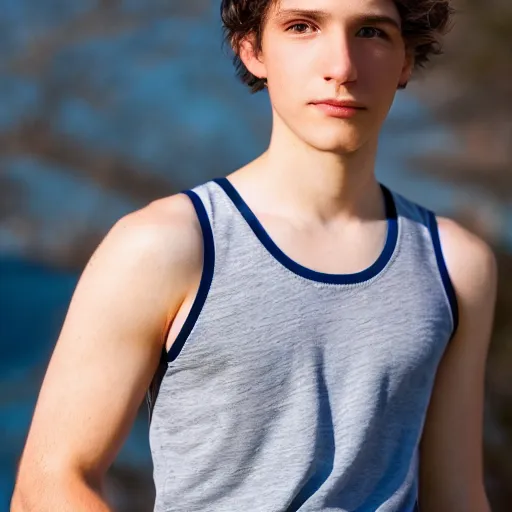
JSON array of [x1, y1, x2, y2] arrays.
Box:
[[82, 192, 204, 306], [107, 192, 202, 262], [99, 192, 202, 266], [436, 216, 497, 305]]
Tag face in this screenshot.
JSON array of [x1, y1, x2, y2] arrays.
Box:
[[240, 0, 413, 153]]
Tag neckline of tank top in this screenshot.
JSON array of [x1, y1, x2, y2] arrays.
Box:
[[211, 177, 399, 285]]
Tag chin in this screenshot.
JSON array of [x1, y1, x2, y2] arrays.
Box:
[[305, 129, 367, 154]]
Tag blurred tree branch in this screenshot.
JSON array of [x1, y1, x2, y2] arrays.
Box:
[[410, 0, 512, 209], [0, 120, 176, 204], [3, 0, 210, 77], [0, 1, 215, 269]]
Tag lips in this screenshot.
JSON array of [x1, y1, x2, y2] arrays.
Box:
[[311, 99, 365, 109], [310, 100, 366, 118]]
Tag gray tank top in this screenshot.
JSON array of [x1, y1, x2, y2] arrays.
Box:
[[147, 177, 457, 512]]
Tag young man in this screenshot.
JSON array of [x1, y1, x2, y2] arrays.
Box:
[[11, 0, 496, 511]]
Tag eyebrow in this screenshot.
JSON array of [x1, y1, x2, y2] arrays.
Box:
[[359, 14, 402, 31], [274, 9, 402, 32], [274, 9, 330, 23]]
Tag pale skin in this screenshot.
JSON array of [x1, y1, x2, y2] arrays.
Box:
[[11, 0, 496, 510]]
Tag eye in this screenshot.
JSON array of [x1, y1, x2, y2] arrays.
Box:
[[286, 22, 316, 34], [357, 27, 387, 39]]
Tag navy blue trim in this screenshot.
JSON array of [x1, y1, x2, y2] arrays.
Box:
[[166, 190, 215, 363], [427, 210, 459, 338], [213, 177, 398, 285]]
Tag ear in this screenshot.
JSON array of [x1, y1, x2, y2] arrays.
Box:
[[239, 34, 267, 81], [398, 49, 414, 89]]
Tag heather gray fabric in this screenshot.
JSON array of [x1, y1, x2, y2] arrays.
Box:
[[148, 179, 455, 512]]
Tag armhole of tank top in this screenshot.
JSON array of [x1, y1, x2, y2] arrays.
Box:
[[426, 209, 459, 340], [165, 189, 215, 363]]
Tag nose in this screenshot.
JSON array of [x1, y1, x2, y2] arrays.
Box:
[[321, 30, 358, 87]]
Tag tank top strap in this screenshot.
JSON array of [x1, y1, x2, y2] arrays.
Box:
[[391, 191, 458, 337]]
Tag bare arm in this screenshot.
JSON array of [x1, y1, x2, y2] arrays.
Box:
[[10, 194, 202, 511], [419, 217, 497, 512]]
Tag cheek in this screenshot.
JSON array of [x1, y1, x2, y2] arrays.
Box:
[[267, 47, 304, 85], [262, 33, 314, 89], [359, 56, 403, 92]]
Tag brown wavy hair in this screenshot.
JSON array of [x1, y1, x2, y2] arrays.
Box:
[[220, 0, 454, 93]]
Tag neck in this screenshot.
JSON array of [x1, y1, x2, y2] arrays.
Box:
[[235, 114, 385, 226]]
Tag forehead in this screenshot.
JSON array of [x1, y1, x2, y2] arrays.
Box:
[[269, 0, 400, 20]]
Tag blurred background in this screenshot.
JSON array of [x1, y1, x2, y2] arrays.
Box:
[[1, 0, 511, 510]]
